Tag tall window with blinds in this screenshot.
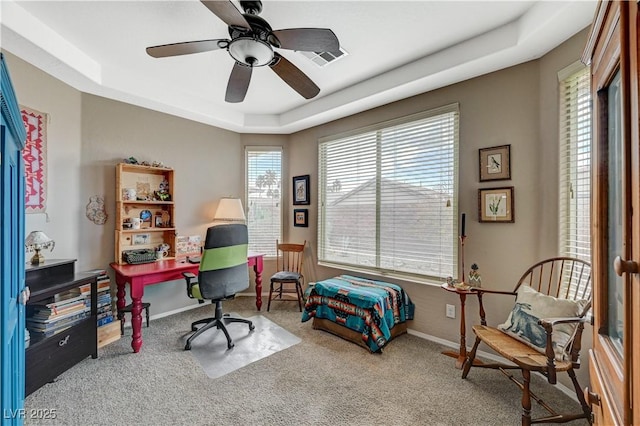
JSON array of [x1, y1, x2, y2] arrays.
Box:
[[246, 147, 282, 256], [318, 104, 459, 281], [558, 64, 591, 262]]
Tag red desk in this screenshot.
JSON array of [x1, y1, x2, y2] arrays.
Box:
[[110, 252, 264, 353]]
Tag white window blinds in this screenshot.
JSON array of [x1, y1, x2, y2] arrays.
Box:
[[246, 147, 282, 256], [558, 64, 591, 262], [318, 104, 459, 281]]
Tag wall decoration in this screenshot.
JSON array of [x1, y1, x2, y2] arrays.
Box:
[[85, 195, 108, 225], [294, 209, 309, 227], [479, 144, 511, 182], [293, 175, 310, 205], [20, 106, 47, 213], [478, 187, 514, 223]]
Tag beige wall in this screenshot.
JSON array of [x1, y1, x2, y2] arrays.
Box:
[[4, 26, 590, 388], [7, 53, 83, 265], [287, 28, 590, 388]]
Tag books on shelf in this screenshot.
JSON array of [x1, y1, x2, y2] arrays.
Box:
[[27, 270, 118, 340], [28, 303, 88, 322], [27, 309, 90, 337]]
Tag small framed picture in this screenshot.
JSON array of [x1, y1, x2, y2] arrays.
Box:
[[479, 145, 511, 182], [294, 209, 308, 227], [293, 175, 310, 205], [140, 209, 153, 228], [132, 233, 151, 245], [478, 187, 514, 223]]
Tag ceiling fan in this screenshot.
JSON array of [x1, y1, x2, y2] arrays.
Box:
[[146, 0, 340, 103]]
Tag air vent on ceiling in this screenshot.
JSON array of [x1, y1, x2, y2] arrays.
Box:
[[299, 47, 348, 67]]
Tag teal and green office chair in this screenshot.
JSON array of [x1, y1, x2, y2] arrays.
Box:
[[182, 223, 254, 350]]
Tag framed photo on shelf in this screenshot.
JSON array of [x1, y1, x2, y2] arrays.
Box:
[[479, 144, 511, 182], [478, 187, 514, 223], [294, 209, 308, 227], [132, 233, 151, 245], [293, 175, 310, 205]]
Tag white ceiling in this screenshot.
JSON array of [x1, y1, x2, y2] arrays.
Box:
[[1, 0, 596, 134]]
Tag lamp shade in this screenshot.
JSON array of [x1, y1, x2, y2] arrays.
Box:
[[214, 198, 246, 222], [25, 231, 54, 248], [25, 231, 55, 265]]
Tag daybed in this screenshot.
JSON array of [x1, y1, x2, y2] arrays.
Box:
[[301, 275, 414, 352]]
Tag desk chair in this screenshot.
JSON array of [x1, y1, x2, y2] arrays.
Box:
[[182, 223, 254, 350], [267, 240, 306, 312]]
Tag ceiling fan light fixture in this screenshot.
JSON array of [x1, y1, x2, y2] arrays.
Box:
[[228, 37, 273, 67]]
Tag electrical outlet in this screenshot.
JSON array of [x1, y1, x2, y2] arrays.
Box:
[[446, 304, 456, 319]]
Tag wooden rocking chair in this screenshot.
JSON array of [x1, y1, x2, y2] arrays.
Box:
[[461, 257, 592, 425]]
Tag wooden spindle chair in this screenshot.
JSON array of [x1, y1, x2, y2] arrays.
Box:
[[267, 240, 306, 311], [461, 257, 592, 425]]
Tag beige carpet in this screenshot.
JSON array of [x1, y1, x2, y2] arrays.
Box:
[[24, 296, 588, 426]]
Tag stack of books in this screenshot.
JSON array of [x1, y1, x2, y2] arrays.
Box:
[[26, 291, 90, 339], [80, 270, 114, 328], [85, 270, 121, 348]]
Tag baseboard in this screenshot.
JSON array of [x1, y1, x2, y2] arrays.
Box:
[[406, 328, 579, 403]]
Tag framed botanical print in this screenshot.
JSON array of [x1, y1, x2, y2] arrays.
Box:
[[293, 175, 310, 205], [478, 187, 514, 223], [479, 145, 511, 182]]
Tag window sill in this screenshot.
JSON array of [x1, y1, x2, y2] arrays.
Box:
[[317, 261, 446, 288]]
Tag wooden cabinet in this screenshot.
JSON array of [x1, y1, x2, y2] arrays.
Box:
[[583, 1, 640, 424], [114, 163, 177, 264], [25, 259, 98, 396]]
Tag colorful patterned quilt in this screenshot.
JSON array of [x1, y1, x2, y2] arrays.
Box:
[[301, 275, 414, 352]]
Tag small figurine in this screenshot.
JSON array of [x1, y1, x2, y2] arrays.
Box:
[[468, 263, 482, 287]]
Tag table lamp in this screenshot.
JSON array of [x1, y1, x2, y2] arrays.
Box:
[[25, 231, 55, 265], [213, 197, 246, 224]]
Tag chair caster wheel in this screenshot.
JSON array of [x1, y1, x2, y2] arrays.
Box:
[[249, 323, 255, 331], [227, 342, 234, 350], [184, 343, 191, 351]]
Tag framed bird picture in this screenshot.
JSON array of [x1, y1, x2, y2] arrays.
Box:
[[479, 145, 511, 182]]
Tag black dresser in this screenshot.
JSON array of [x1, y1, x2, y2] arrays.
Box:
[[25, 259, 98, 396]]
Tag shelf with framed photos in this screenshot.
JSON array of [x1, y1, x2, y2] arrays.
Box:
[[114, 163, 177, 264]]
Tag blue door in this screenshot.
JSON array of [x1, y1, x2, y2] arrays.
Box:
[[1, 53, 27, 424]]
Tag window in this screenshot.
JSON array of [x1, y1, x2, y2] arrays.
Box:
[[318, 104, 459, 282], [246, 147, 282, 256], [558, 64, 591, 263]]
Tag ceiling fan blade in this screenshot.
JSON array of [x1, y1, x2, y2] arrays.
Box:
[[270, 53, 320, 100], [226, 62, 253, 103], [146, 39, 226, 58], [201, 0, 250, 29], [271, 28, 340, 52]]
